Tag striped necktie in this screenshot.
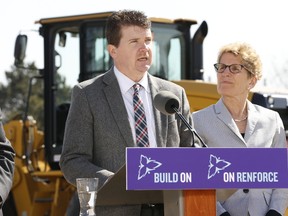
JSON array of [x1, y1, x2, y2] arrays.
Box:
[[133, 84, 149, 147]]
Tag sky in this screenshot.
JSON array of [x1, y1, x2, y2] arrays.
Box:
[[1, 0, 288, 90]]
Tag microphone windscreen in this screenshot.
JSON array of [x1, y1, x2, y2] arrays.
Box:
[[153, 91, 180, 115]]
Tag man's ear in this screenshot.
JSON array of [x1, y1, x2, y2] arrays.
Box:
[[107, 44, 117, 58]]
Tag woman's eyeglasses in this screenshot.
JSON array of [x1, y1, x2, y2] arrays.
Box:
[[214, 63, 251, 74]]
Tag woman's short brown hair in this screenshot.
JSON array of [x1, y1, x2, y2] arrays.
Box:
[[217, 42, 262, 80]]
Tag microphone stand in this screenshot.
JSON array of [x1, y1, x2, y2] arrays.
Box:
[[172, 106, 207, 148]]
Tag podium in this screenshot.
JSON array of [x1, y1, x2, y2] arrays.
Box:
[[96, 165, 163, 205], [96, 164, 215, 216], [96, 148, 288, 216]]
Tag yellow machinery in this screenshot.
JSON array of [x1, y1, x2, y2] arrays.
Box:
[[4, 117, 75, 215]]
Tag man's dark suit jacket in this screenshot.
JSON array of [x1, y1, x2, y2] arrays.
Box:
[[60, 68, 194, 216]]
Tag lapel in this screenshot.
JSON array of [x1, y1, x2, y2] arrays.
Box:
[[244, 101, 259, 142], [148, 75, 168, 147], [102, 69, 135, 147], [214, 98, 244, 141], [214, 99, 260, 144]]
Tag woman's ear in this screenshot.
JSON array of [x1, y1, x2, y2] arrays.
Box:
[[248, 77, 257, 89]]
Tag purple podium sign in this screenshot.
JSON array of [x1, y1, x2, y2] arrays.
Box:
[[126, 148, 288, 190]]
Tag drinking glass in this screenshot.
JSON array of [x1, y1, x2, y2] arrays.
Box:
[[76, 177, 99, 216]]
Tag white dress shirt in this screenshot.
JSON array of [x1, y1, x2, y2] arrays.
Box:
[[114, 66, 157, 147]]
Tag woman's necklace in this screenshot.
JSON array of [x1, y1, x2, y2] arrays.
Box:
[[234, 115, 248, 122]]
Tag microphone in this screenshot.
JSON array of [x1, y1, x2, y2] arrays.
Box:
[[153, 91, 180, 115], [154, 91, 207, 147]]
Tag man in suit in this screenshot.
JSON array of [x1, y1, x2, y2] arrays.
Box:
[[0, 110, 15, 216], [192, 42, 288, 216], [60, 10, 193, 216]]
